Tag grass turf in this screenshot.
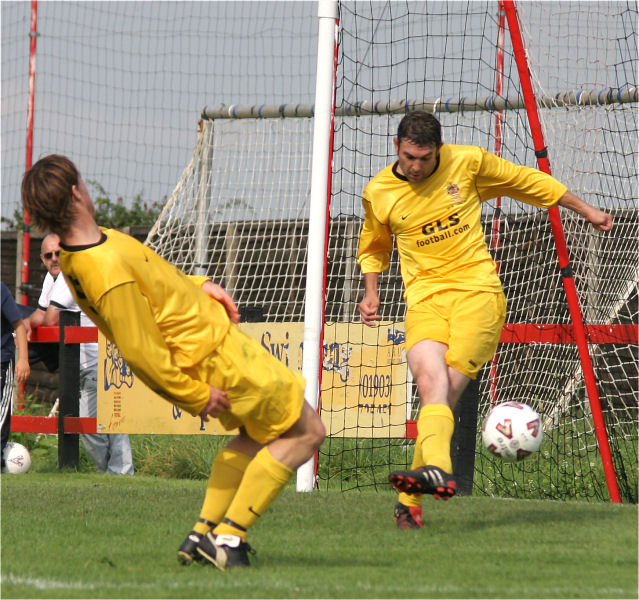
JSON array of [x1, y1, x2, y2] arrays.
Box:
[[1, 472, 637, 599]]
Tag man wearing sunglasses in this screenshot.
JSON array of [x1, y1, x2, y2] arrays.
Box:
[[25, 234, 61, 332], [23, 234, 62, 372]]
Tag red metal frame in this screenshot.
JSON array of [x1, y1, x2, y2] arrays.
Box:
[[500, 323, 637, 345], [501, 0, 621, 503], [407, 323, 637, 440], [12, 325, 99, 436], [11, 416, 97, 435]]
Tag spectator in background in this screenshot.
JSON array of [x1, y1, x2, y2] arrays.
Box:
[[1, 282, 30, 467], [22, 233, 61, 372], [44, 274, 134, 475]]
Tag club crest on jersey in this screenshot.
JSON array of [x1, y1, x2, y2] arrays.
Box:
[[447, 183, 462, 203]]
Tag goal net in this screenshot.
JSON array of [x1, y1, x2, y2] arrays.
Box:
[[146, 0, 638, 502]]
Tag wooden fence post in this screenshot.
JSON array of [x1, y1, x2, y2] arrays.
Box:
[[57, 310, 80, 469]]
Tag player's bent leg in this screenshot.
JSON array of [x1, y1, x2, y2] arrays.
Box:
[[267, 401, 326, 470], [395, 343, 460, 501], [199, 446, 293, 569], [197, 403, 325, 569], [178, 430, 260, 565]]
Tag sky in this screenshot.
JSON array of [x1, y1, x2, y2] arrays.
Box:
[[1, 1, 319, 224], [1, 1, 636, 226]]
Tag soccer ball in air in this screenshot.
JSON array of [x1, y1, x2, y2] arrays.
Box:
[[481, 402, 543, 462], [2, 441, 32, 474]]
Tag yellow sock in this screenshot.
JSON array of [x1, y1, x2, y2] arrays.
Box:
[[193, 447, 252, 535], [416, 404, 455, 473], [213, 447, 293, 541], [398, 439, 423, 508]]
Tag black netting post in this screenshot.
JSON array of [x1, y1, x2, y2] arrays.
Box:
[[451, 378, 480, 496], [57, 310, 80, 469]]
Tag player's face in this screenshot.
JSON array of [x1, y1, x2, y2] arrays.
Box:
[[394, 139, 441, 183], [40, 234, 61, 277]]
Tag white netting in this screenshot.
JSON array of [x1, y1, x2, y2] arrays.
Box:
[[325, 0, 637, 499], [146, 118, 314, 320], [145, 1, 637, 500]]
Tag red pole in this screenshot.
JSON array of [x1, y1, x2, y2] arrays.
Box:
[[21, 0, 37, 305], [503, 0, 621, 503], [17, 0, 38, 407], [488, 1, 506, 405]]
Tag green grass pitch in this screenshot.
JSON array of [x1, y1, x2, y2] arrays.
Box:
[[1, 472, 637, 599]]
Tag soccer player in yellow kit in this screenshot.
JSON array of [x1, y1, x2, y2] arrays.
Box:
[[21, 154, 326, 569], [357, 112, 613, 529]]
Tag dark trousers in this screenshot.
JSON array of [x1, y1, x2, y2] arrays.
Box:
[[1, 360, 13, 461]]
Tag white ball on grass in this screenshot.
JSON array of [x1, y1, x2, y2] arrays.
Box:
[[2, 441, 32, 474]]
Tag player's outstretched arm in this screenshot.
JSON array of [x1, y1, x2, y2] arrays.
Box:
[[200, 280, 240, 324], [558, 191, 613, 232]]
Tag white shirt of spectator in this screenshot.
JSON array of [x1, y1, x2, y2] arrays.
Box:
[[37, 272, 57, 311], [49, 274, 98, 371]]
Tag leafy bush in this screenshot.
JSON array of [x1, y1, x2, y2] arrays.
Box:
[[89, 180, 163, 228], [1, 181, 163, 230]]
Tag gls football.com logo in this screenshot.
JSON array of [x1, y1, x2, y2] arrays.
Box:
[[416, 213, 470, 248]]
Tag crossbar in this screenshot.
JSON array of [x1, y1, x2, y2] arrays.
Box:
[[202, 86, 638, 120]]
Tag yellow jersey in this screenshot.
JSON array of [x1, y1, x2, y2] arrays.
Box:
[[357, 144, 567, 308], [60, 227, 231, 416]]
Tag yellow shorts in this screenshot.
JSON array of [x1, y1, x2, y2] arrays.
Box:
[[405, 289, 506, 379], [186, 324, 305, 444]]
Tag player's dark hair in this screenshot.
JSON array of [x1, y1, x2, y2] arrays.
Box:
[[21, 154, 79, 235], [397, 111, 442, 147]]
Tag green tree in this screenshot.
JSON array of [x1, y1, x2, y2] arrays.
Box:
[[1, 182, 163, 230], [0, 209, 25, 230], [89, 180, 163, 229]]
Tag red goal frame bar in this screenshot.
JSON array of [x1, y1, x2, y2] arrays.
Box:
[[499, 323, 637, 345], [504, 0, 625, 503], [406, 322, 637, 440]]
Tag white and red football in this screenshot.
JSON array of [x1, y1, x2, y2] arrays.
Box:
[[482, 402, 543, 462]]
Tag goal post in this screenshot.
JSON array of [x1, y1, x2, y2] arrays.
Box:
[[146, 0, 638, 502], [298, 0, 339, 492]]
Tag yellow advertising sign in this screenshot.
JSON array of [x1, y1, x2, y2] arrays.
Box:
[[97, 321, 408, 438], [321, 322, 409, 438]]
